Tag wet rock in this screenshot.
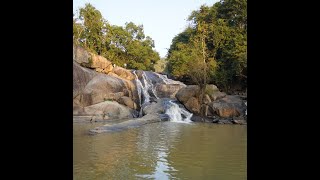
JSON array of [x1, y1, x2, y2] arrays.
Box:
[[89, 114, 162, 134], [232, 116, 247, 125]]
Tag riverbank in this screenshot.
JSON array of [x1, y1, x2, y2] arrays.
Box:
[[73, 44, 247, 133]]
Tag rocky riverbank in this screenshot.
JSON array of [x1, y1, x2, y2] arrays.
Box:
[[73, 44, 247, 133]]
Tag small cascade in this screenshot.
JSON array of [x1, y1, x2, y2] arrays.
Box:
[[141, 72, 159, 99], [157, 74, 170, 84], [155, 73, 186, 86], [133, 71, 142, 106], [133, 71, 151, 105], [245, 102, 247, 115], [133, 70, 192, 120], [165, 101, 193, 123]]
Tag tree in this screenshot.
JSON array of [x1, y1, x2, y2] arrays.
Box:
[[73, 4, 160, 71], [166, 0, 247, 93]]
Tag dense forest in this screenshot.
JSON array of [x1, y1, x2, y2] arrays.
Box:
[[167, 0, 247, 92], [73, 0, 247, 93]]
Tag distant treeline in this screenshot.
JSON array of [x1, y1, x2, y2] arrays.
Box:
[[73, 4, 160, 71]]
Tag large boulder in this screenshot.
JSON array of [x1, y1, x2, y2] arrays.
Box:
[[176, 85, 246, 119], [119, 96, 137, 110], [73, 45, 90, 65], [74, 101, 134, 120], [89, 53, 112, 69], [142, 98, 174, 116], [73, 61, 97, 98], [208, 95, 246, 118], [112, 66, 135, 80], [184, 97, 200, 114], [155, 84, 185, 98], [73, 44, 136, 81], [142, 102, 165, 115], [175, 85, 199, 104], [80, 74, 129, 106]]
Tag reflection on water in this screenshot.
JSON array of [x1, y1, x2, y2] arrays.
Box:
[[73, 122, 246, 180]]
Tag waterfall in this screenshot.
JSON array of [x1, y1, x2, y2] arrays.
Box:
[[133, 71, 143, 106], [141, 72, 159, 99], [165, 101, 193, 123], [157, 73, 170, 84], [245, 102, 247, 115], [156, 73, 186, 86], [133, 70, 192, 121], [133, 71, 151, 105]]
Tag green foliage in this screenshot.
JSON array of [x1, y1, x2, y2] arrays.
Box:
[[154, 58, 168, 73], [166, 0, 247, 92], [73, 3, 160, 71]]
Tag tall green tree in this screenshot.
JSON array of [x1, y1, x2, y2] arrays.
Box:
[[166, 0, 247, 93]]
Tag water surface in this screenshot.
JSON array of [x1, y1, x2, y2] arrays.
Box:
[[73, 121, 247, 179]]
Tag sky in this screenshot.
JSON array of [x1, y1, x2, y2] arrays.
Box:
[[73, 0, 219, 58]]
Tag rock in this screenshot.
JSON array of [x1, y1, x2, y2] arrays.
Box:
[[80, 74, 128, 106], [73, 61, 97, 98], [119, 96, 137, 110], [141, 98, 177, 116], [89, 114, 162, 134], [176, 85, 199, 104], [73, 104, 84, 115], [232, 116, 247, 125], [89, 53, 112, 69], [76, 101, 134, 120], [205, 84, 219, 93], [217, 119, 233, 124], [149, 97, 158, 103], [209, 95, 246, 118], [73, 45, 90, 65], [209, 91, 226, 101], [185, 97, 200, 114], [190, 115, 212, 122], [112, 66, 135, 80], [155, 84, 185, 98], [73, 44, 135, 81], [142, 102, 165, 115]]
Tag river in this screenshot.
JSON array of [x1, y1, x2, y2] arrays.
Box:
[[73, 121, 247, 179]]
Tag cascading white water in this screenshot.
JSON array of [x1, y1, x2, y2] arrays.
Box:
[[141, 72, 158, 99], [133, 71, 151, 105], [245, 102, 247, 115], [157, 73, 170, 84], [133, 70, 192, 120], [156, 73, 186, 86], [133, 71, 143, 106], [165, 101, 193, 123]]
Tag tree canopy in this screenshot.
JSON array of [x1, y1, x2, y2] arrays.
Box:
[[166, 0, 247, 92], [73, 3, 160, 71]]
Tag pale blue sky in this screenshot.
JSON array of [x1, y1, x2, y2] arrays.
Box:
[[73, 0, 218, 58]]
